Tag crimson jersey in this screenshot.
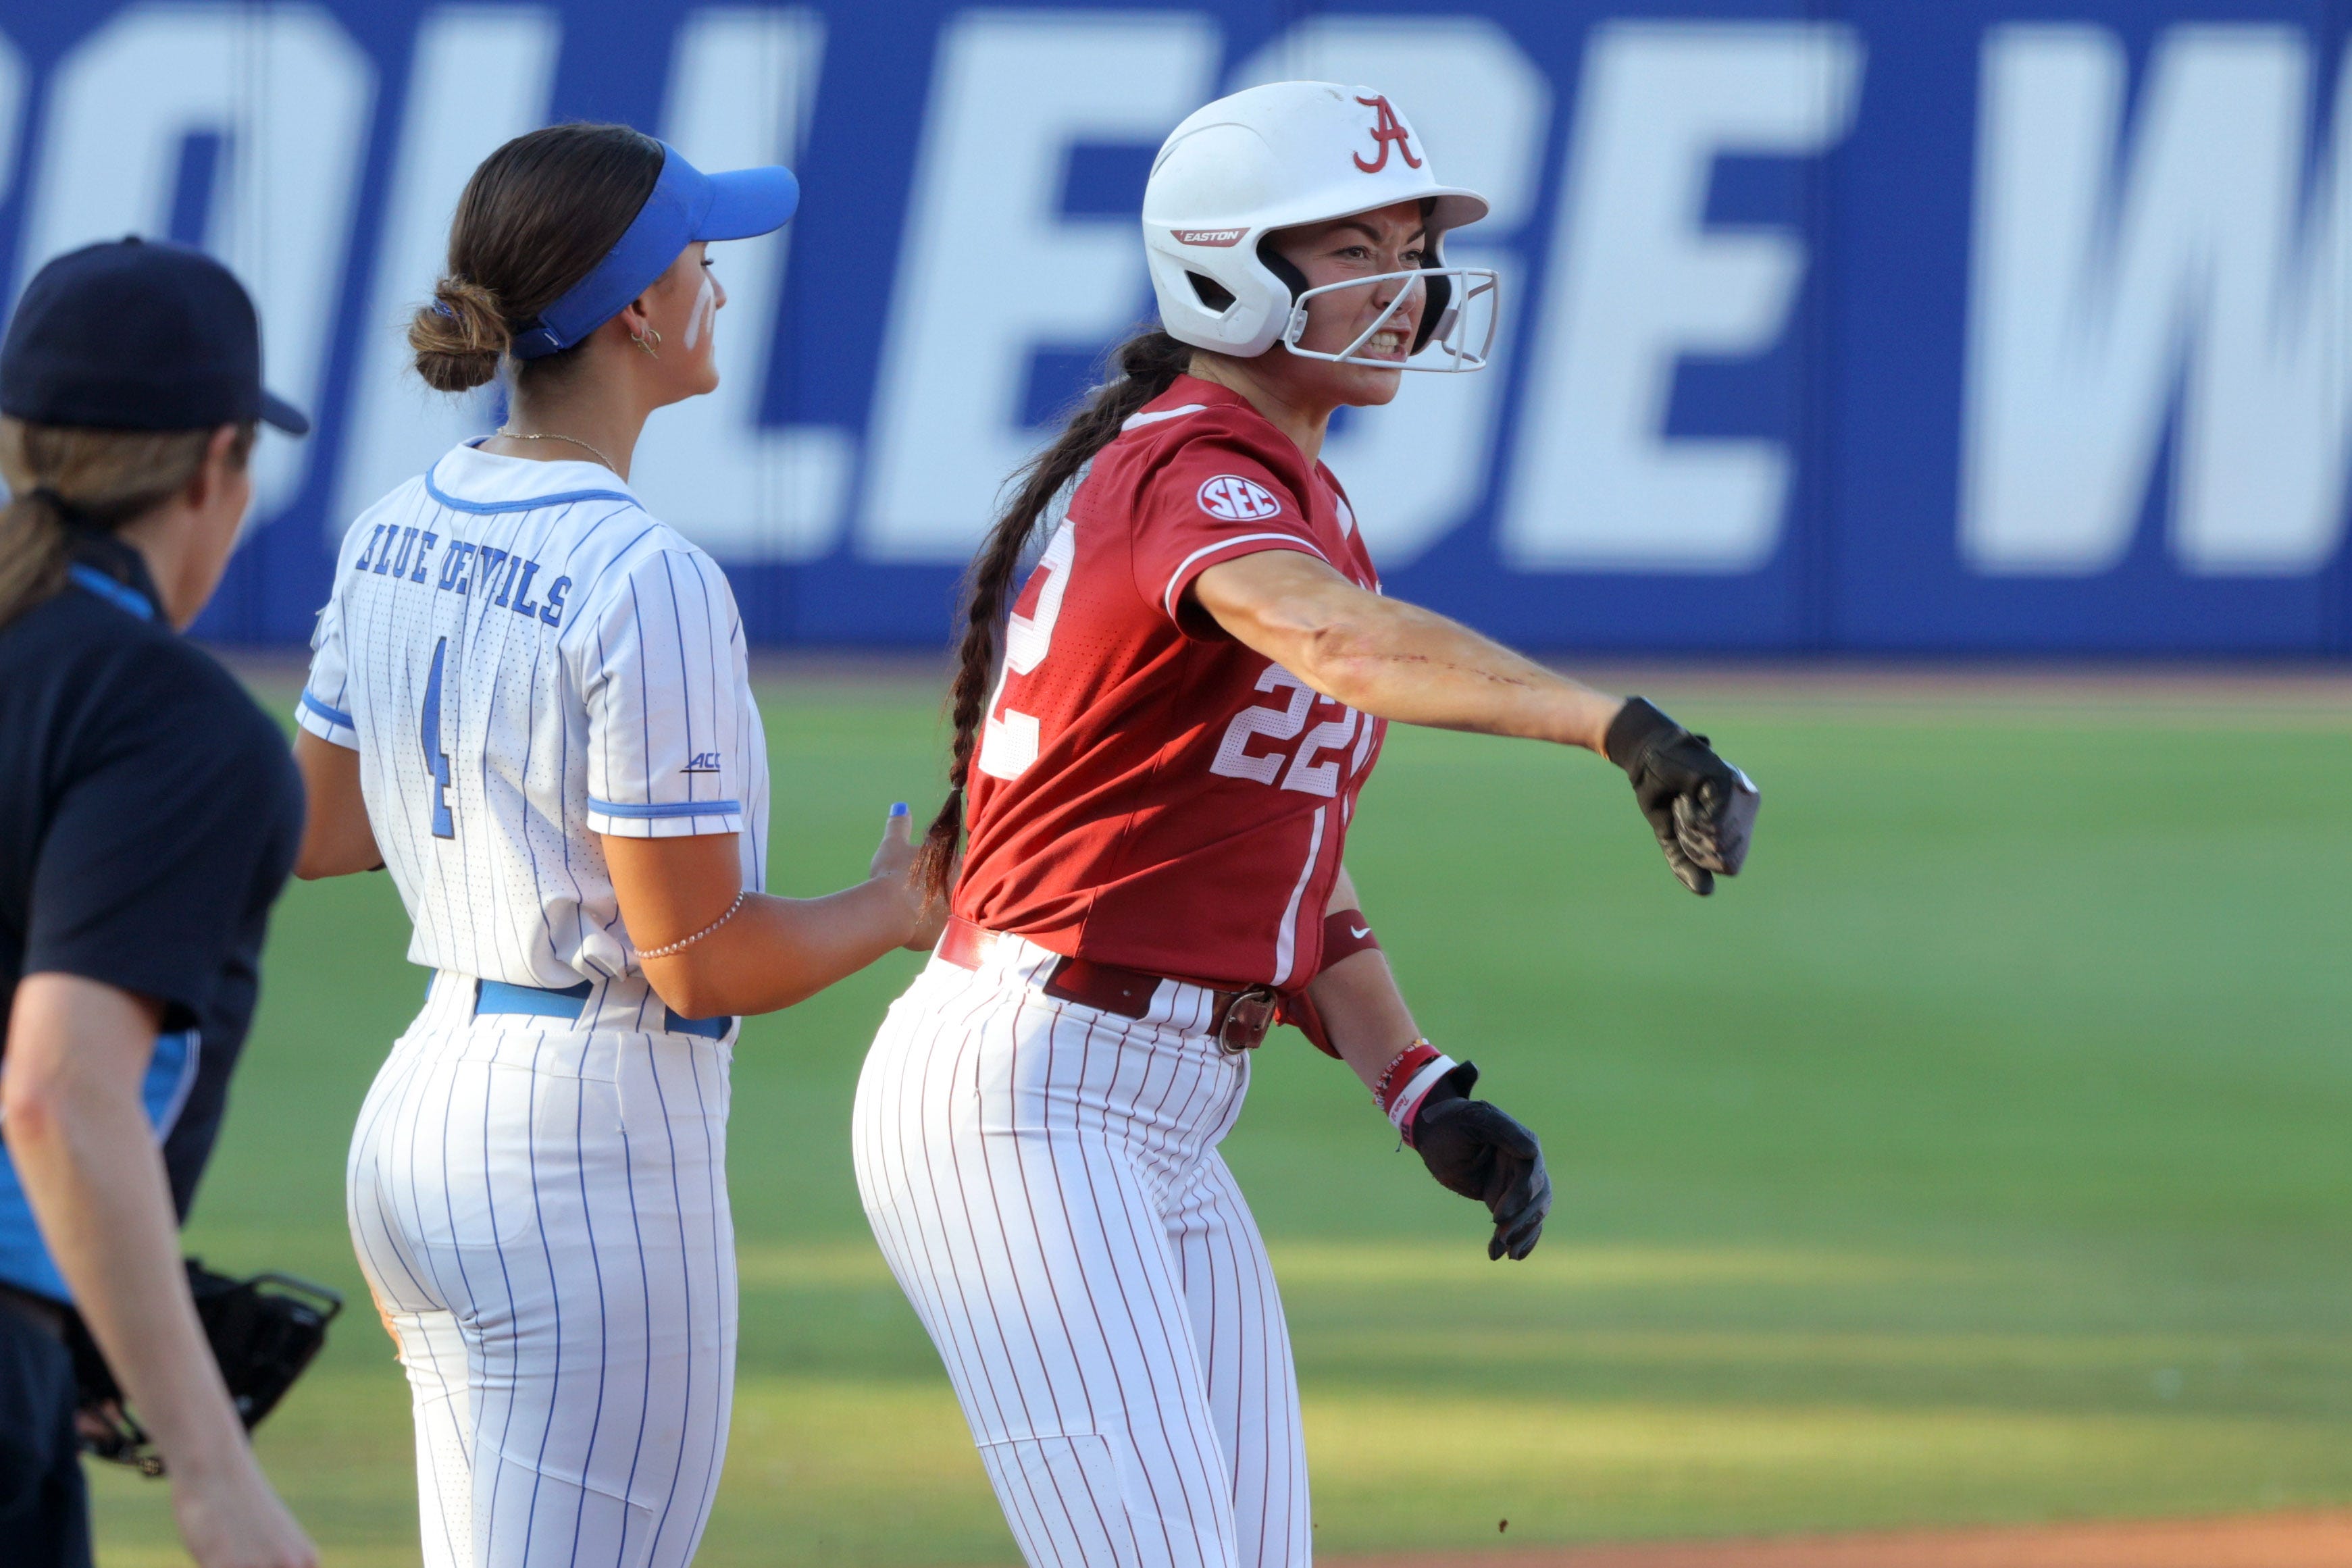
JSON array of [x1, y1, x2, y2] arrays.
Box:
[[954, 375, 1385, 991]]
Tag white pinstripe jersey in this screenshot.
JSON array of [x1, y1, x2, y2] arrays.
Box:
[[297, 440, 766, 988]]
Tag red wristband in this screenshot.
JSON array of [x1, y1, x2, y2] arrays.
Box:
[[1373, 1039, 1455, 1145], [1373, 1043, 1458, 1151], [1372, 1041, 1439, 1114], [1321, 909, 1379, 969]]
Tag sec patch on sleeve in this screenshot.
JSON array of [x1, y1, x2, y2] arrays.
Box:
[[1197, 474, 1284, 521]]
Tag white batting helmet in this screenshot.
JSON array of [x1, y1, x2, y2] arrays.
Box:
[[1143, 81, 1497, 369]]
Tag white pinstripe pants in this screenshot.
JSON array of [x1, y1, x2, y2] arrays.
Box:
[[853, 937, 1312, 1568], [346, 975, 738, 1568]]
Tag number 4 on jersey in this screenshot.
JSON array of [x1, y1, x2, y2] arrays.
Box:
[[420, 636, 455, 838]]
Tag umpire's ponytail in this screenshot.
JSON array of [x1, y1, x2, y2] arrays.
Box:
[[0, 484, 71, 631], [0, 419, 253, 630], [913, 328, 1194, 903]]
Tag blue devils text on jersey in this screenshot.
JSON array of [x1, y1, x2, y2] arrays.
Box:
[[298, 440, 768, 988]]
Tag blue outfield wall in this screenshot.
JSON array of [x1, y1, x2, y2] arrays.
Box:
[[3, 0, 2350, 653]]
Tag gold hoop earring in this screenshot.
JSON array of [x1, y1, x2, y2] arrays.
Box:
[[631, 327, 661, 359]]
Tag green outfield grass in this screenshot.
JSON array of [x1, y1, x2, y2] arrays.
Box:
[[89, 675, 2352, 1565]]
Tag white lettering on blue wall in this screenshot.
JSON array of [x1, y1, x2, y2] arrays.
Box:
[[857, 9, 1219, 561], [24, 2, 375, 529], [630, 6, 852, 563], [1963, 24, 2352, 577], [1500, 20, 1862, 573], [333, 5, 561, 540]]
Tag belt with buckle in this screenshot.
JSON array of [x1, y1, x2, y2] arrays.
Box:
[[939, 917, 1277, 1053], [472, 978, 733, 1041]]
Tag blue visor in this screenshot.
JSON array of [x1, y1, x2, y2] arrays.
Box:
[[508, 142, 799, 361]]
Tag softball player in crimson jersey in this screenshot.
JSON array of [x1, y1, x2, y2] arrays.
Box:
[[857, 83, 1759, 1568], [292, 125, 941, 1568]]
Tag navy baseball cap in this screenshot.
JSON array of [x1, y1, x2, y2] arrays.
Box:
[[508, 142, 800, 361], [0, 237, 308, 436]]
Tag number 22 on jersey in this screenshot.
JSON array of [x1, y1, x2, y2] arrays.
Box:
[[1208, 666, 1369, 798], [975, 519, 1371, 795]]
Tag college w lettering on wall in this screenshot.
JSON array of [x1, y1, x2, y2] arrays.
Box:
[[0, 0, 2345, 653]]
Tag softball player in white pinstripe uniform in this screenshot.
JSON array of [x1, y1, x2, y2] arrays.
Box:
[[293, 125, 939, 1568]]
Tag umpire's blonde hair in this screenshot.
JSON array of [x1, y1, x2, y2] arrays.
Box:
[[0, 418, 254, 629]]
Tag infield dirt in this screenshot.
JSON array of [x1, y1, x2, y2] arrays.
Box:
[[1336, 1509, 2352, 1568]]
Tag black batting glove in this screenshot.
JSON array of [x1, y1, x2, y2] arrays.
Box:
[[1410, 1062, 1552, 1261], [1604, 697, 1760, 897]]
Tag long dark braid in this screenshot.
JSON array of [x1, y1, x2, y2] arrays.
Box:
[[913, 327, 1195, 902]]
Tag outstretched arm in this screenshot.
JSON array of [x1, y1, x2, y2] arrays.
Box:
[[1191, 550, 1760, 895], [1191, 548, 1622, 750]]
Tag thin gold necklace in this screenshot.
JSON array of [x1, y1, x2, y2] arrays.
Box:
[[494, 426, 618, 473]]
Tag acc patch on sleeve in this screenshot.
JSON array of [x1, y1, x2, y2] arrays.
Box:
[[1196, 474, 1284, 522]]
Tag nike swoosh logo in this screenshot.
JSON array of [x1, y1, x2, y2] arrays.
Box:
[[1350, 926, 1371, 939]]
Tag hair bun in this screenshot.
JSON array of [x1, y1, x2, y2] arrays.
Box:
[[408, 278, 509, 392]]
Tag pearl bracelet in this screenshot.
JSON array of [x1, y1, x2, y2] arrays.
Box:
[[639, 891, 746, 960]]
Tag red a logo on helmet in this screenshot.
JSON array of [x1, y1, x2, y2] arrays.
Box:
[[1353, 96, 1422, 174]]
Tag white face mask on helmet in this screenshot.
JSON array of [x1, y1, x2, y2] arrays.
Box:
[[1143, 81, 1498, 372]]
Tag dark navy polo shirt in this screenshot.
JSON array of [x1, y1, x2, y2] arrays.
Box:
[[0, 532, 301, 1302]]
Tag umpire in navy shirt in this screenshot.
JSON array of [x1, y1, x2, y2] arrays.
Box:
[[0, 239, 314, 1568]]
